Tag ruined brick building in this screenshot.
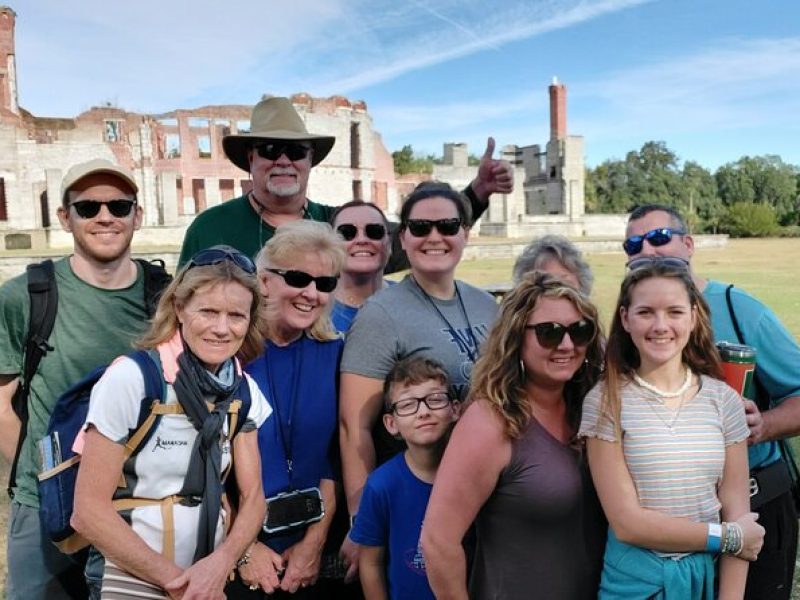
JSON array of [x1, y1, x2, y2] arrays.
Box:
[[0, 5, 600, 252], [0, 6, 397, 251]]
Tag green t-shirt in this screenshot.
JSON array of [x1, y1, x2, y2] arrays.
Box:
[[178, 195, 335, 268], [0, 258, 150, 507]]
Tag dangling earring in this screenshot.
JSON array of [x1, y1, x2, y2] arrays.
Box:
[[519, 358, 526, 379]]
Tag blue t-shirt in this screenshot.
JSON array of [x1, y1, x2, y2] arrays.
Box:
[[246, 335, 343, 551], [331, 300, 360, 334], [351, 453, 434, 600], [332, 280, 397, 334], [704, 280, 800, 469]]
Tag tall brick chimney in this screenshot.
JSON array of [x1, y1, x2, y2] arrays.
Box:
[[548, 76, 566, 141], [0, 6, 19, 116]]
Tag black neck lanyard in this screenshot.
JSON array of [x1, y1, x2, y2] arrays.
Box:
[[264, 340, 304, 487], [411, 277, 479, 363]]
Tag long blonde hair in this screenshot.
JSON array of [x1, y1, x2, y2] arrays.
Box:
[[469, 272, 603, 439], [138, 260, 264, 364], [255, 220, 346, 342], [602, 262, 722, 429]]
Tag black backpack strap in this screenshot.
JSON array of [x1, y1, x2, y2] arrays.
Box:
[[8, 260, 58, 497], [724, 284, 746, 345], [135, 259, 173, 318]]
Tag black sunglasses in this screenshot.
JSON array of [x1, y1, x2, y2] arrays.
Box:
[[623, 227, 685, 256], [525, 319, 596, 349], [405, 218, 462, 237], [266, 268, 338, 293], [187, 247, 256, 274], [626, 256, 690, 272], [336, 223, 387, 241], [254, 142, 311, 162], [70, 199, 136, 219]]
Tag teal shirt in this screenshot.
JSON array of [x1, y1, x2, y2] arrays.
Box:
[[0, 258, 150, 507], [178, 195, 334, 268], [704, 280, 800, 469]]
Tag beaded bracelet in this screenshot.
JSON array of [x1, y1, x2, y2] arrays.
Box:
[[723, 522, 744, 555]]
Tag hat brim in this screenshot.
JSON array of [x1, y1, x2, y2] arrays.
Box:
[[223, 131, 335, 171]]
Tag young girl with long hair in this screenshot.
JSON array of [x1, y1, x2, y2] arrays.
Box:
[[580, 259, 764, 598]]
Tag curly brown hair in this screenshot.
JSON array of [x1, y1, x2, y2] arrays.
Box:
[[468, 272, 603, 440]]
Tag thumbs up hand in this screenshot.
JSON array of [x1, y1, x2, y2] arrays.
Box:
[[471, 137, 514, 201]]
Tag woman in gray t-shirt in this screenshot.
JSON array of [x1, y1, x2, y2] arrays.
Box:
[[339, 182, 499, 573]]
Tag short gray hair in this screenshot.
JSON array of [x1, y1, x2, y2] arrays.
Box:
[[512, 234, 593, 295]]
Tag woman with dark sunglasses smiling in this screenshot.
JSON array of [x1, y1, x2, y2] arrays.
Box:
[[339, 181, 499, 580], [329, 200, 393, 333], [229, 221, 358, 598], [422, 272, 606, 600]]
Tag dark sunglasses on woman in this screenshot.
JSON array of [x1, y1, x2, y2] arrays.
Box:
[[336, 223, 387, 241], [188, 247, 256, 274], [265, 268, 338, 293], [622, 227, 685, 256], [69, 199, 136, 219], [405, 218, 462, 237], [254, 142, 311, 162], [525, 319, 596, 349]]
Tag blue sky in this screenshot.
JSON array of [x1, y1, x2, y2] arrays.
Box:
[[11, 0, 800, 170]]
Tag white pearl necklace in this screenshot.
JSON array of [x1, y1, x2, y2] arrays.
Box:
[[632, 368, 692, 398]]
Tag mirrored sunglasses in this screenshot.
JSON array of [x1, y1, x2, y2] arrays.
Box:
[[405, 218, 462, 237], [525, 319, 596, 349], [187, 247, 256, 274], [626, 256, 690, 272], [265, 268, 338, 293], [336, 223, 387, 241], [70, 199, 136, 219], [254, 142, 311, 162], [622, 227, 685, 256], [390, 392, 453, 416]]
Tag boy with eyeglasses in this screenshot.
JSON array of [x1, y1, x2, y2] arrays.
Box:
[[0, 159, 170, 600], [350, 356, 460, 600]]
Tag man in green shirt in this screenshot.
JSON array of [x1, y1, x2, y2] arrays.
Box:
[[0, 160, 154, 599], [178, 96, 513, 270]]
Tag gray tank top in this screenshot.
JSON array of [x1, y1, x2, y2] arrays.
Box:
[[469, 418, 606, 600]]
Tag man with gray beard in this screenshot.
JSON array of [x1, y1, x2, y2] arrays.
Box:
[[178, 96, 513, 271]]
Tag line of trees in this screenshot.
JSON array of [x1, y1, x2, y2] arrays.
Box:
[[585, 141, 800, 237]]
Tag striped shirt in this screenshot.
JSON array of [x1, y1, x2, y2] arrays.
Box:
[[579, 375, 748, 523]]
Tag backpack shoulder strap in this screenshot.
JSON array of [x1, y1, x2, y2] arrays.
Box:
[[135, 258, 173, 318], [123, 349, 169, 457], [724, 284, 746, 345], [232, 376, 252, 438], [8, 260, 58, 496]]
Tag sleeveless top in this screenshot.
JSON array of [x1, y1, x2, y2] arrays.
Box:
[[469, 418, 606, 600]]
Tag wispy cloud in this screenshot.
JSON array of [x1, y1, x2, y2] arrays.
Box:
[[14, 0, 649, 115], [306, 0, 653, 93]]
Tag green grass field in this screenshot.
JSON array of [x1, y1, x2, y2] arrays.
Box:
[[2, 237, 800, 596]]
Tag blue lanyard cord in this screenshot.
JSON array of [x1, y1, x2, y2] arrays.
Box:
[[264, 340, 304, 488], [410, 277, 479, 363]]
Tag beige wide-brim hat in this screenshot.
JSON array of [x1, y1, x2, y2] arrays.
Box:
[[60, 159, 138, 204], [223, 97, 336, 171]]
